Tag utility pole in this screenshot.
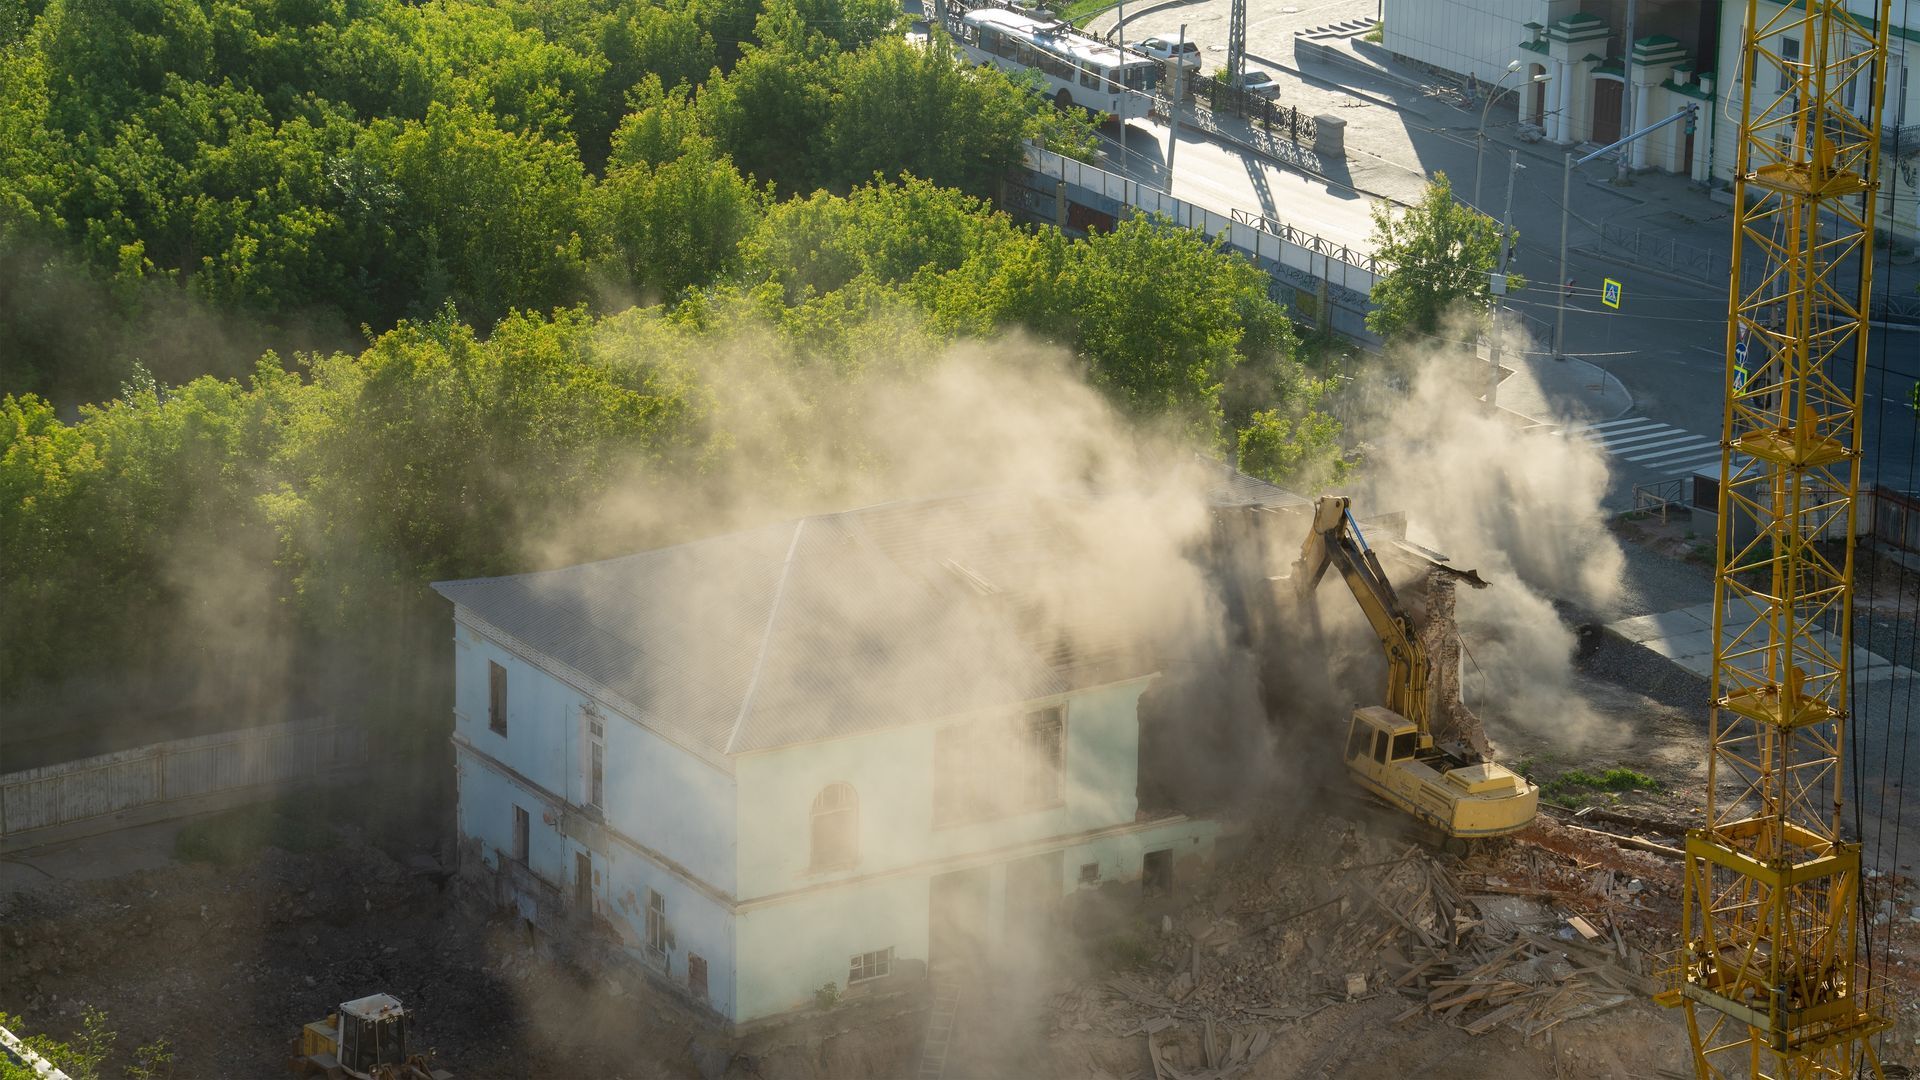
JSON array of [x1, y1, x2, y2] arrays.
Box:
[[1115, 0, 1126, 161], [1615, 0, 1637, 182], [1487, 148, 1519, 409], [1226, 0, 1247, 90], [1166, 23, 1186, 181]]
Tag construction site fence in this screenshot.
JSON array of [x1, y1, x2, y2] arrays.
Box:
[[0, 716, 365, 850], [1016, 144, 1383, 345]]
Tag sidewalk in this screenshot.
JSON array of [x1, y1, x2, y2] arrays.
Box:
[[1495, 352, 1632, 428]]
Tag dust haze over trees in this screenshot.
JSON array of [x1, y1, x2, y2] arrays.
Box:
[[0, 0, 1342, 748]]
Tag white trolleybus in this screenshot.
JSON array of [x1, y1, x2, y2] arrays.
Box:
[[952, 6, 1159, 121]]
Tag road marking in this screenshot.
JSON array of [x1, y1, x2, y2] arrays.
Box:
[[1623, 441, 1722, 464], [1604, 430, 1714, 454]]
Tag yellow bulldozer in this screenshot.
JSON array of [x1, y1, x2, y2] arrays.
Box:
[[1293, 496, 1538, 847], [290, 993, 452, 1080]]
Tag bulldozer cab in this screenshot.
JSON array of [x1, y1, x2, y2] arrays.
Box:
[[338, 994, 410, 1074]]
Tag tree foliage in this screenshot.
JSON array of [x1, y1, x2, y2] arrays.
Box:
[[1364, 173, 1521, 341], [0, 0, 1346, 729]]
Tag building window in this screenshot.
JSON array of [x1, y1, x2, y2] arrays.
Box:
[[488, 661, 508, 735], [1079, 862, 1100, 885], [512, 805, 529, 864], [1777, 36, 1799, 94], [810, 783, 859, 870], [646, 889, 669, 954], [933, 706, 1066, 826], [849, 947, 894, 983], [589, 741, 604, 810], [581, 708, 606, 810]]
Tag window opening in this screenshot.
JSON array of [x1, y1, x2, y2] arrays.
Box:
[[1346, 722, 1370, 761], [1142, 849, 1173, 897], [647, 889, 669, 954], [810, 783, 859, 869], [1390, 731, 1417, 760], [934, 707, 1066, 826], [1079, 862, 1100, 885], [512, 805, 529, 863], [1372, 731, 1389, 765], [489, 661, 508, 735], [575, 851, 592, 909], [849, 947, 894, 983]]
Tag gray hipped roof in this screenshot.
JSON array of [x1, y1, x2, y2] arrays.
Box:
[[432, 493, 1076, 756], [433, 470, 1303, 757]]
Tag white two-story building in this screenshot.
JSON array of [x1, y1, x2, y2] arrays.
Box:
[[431, 491, 1222, 1024]]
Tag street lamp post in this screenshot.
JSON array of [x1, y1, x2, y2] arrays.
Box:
[[1475, 64, 1552, 207]]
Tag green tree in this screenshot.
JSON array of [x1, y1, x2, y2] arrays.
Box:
[[736, 176, 1016, 303], [1363, 173, 1519, 341], [823, 36, 1094, 198], [695, 40, 834, 194], [1058, 214, 1269, 433], [361, 101, 590, 324], [594, 148, 766, 299]]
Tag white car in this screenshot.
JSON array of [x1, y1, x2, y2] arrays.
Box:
[[1135, 36, 1201, 70], [1233, 69, 1281, 100]]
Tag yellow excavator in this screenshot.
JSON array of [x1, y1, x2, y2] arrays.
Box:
[[1293, 495, 1537, 846], [289, 994, 452, 1080]]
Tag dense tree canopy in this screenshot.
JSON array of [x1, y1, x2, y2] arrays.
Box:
[[0, 0, 1345, 729]]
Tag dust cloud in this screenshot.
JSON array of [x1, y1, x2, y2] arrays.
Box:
[[1344, 320, 1629, 750]]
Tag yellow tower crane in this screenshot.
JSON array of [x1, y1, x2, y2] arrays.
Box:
[[1658, 1, 1894, 1077]]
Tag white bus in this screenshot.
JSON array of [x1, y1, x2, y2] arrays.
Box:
[[952, 7, 1160, 120]]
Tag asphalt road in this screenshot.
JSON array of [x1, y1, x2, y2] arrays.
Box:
[[1090, 0, 1918, 500]]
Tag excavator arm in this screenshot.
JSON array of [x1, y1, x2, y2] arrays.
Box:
[[1292, 496, 1488, 740], [1292, 496, 1432, 735]]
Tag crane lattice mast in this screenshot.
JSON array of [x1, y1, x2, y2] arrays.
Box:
[[1659, 1, 1894, 1076]]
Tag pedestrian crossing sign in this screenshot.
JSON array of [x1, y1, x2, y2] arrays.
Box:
[[1602, 278, 1623, 309]]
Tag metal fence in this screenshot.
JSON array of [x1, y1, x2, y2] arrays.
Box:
[[1600, 221, 1727, 282], [0, 716, 364, 842], [1019, 145, 1382, 342]]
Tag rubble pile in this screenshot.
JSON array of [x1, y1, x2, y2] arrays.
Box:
[[1049, 810, 1686, 1070]]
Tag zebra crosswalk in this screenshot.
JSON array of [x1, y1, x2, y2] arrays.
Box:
[[1556, 417, 1739, 480]]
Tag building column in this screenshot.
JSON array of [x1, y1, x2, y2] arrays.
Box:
[[1547, 60, 1569, 143]]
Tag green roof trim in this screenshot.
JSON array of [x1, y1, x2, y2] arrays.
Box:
[[1593, 57, 1624, 74], [1520, 39, 1549, 54], [1662, 78, 1714, 100]]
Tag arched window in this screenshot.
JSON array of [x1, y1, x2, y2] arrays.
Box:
[[811, 783, 858, 870]]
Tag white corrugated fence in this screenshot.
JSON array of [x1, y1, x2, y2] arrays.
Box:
[[1, 717, 365, 845]]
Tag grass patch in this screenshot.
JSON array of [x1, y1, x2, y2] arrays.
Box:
[[1060, 0, 1112, 27], [1541, 766, 1661, 808], [1363, 23, 1383, 43], [174, 798, 339, 865]]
